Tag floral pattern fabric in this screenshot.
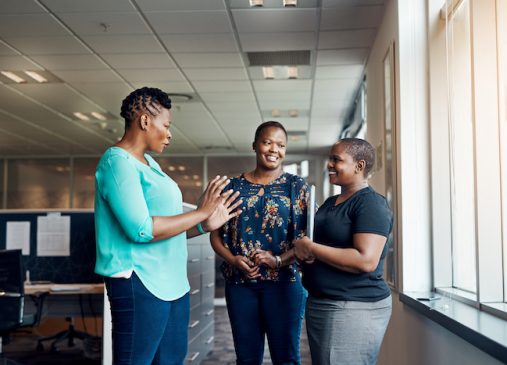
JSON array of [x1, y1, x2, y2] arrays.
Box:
[[220, 173, 309, 283]]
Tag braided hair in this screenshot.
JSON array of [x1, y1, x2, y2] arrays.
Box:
[[120, 87, 172, 129]]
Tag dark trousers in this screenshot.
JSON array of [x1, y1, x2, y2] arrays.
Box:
[[225, 280, 306, 365], [104, 272, 190, 365]]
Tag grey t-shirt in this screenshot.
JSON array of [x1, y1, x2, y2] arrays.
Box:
[[302, 186, 393, 302]]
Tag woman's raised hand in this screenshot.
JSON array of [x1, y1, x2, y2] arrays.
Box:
[[202, 188, 242, 232], [197, 176, 230, 216]]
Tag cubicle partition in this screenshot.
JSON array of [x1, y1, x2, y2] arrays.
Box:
[[0, 210, 100, 284]]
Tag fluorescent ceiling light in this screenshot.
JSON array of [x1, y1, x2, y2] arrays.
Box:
[[250, 0, 263, 7], [91, 112, 107, 121], [177, 165, 186, 172], [1, 71, 25, 83], [289, 109, 299, 118], [168, 166, 176, 171], [287, 66, 298, 79], [73, 112, 90, 121], [262, 66, 275, 79], [283, 0, 297, 7], [24, 71, 47, 83]]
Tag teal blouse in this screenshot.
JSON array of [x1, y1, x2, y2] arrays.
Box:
[[94, 147, 189, 301]]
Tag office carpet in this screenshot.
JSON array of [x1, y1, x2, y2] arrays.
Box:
[[3, 306, 311, 365]]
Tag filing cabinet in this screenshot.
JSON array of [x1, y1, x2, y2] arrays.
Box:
[[186, 232, 216, 364]]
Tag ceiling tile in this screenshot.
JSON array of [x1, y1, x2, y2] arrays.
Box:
[[0, 56, 40, 70], [193, 81, 252, 93], [0, 14, 67, 37], [82, 34, 164, 53], [68, 82, 132, 113], [57, 12, 150, 35], [318, 29, 377, 49], [315, 64, 364, 79], [322, 0, 384, 7], [4, 36, 90, 55], [101, 53, 176, 69], [117, 69, 186, 82], [199, 92, 256, 103], [252, 79, 312, 92], [145, 11, 232, 34], [42, 0, 136, 13], [52, 69, 123, 83], [232, 9, 318, 33], [31, 54, 106, 71], [184, 68, 248, 81], [316, 48, 369, 65], [136, 0, 226, 11], [320, 6, 384, 30], [238, 31, 316, 52], [0, 1, 46, 14], [130, 81, 194, 94], [160, 33, 238, 53], [172, 53, 244, 68]]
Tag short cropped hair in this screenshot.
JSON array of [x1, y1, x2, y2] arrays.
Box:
[[253, 121, 288, 144], [338, 138, 376, 177]]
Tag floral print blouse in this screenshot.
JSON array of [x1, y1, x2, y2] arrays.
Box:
[[220, 173, 309, 284]]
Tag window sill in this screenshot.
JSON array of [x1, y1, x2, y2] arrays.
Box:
[[400, 292, 507, 363]]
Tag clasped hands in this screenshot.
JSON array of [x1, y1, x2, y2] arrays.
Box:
[[232, 249, 278, 280]]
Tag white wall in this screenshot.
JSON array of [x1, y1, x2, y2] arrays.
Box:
[[366, 0, 504, 363]]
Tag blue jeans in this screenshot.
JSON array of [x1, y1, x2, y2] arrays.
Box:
[[104, 272, 190, 365], [225, 280, 306, 365]]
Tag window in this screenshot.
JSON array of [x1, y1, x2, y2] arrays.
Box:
[[432, 0, 505, 306]]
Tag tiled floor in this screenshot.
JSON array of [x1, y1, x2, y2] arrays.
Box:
[[3, 303, 311, 365]]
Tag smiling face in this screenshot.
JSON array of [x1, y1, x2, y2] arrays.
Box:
[[142, 107, 172, 154], [327, 142, 365, 186], [253, 126, 287, 171]]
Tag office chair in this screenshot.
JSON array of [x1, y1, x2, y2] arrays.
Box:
[[0, 249, 37, 358]]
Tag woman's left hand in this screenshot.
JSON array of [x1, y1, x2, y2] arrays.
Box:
[[251, 249, 277, 269], [202, 190, 242, 232]]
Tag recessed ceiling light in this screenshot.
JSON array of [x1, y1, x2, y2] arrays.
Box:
[[73, 112, 90, 121], [289, 109, 299, 118], [283, 0, 297, 7], [271, 109, 281, 117], [168, 166, 176, 172], [24, 71, 47, 83], [1, 71, 25, 83], [177, 166, 186, 172], [288, 66, 298, 79], [91, 112, 107, 121], [250, 0, 263, 7], [262, 66, 275, 79], [192, 175, 200, 180]]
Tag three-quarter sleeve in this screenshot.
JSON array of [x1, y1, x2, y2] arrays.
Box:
[[291, 176, 309, 241], [96, 155, 154, 243]]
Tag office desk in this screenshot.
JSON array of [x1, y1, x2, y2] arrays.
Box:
[[24, 283, 104, 318]]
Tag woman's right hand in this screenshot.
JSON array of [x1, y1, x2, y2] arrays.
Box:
[[197, 176, 230, 217], [231, 255, 261, 279]]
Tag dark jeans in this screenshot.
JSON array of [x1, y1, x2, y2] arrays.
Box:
[[225, 279, 306, 365], [104, 272, 190, 365]]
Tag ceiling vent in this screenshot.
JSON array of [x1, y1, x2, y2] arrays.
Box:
[[247, 51, 311, 66]]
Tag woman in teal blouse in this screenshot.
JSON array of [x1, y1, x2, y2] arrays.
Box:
[[95, 87, 241, 365]]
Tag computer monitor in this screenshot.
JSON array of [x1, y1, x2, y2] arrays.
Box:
[[0, 249, 23, 295]]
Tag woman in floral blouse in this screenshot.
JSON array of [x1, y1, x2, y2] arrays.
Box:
[[210, 121, 309, 365]]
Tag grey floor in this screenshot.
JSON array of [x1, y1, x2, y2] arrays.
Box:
[[3, 303, 312, 365]]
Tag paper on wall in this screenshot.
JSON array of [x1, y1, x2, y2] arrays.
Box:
[[37, 213, 70, 257], [6, 221, 31, 255]]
